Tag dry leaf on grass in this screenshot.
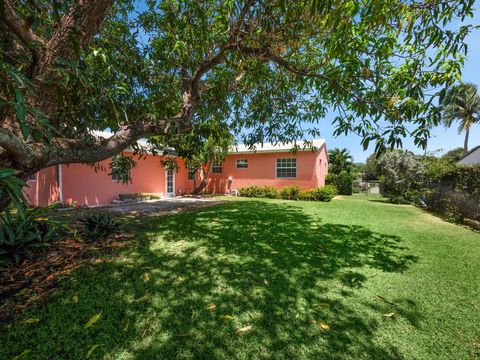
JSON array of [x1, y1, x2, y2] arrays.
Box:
[[132, 295, 149, 303], [12, 349, 32, 360], [84, 312, 102, 328], [376, 295, 399, 307], [22, 318, 40, 324], [383, 312, 395, 318], [236, 325, 252, 334], [86, 344, 101, 359], [313, 303, 330, 308], [72, 295, 79, 303], [312, 320, 330, 331], [205, 303, 216, 310], [220, 315, 234, 320]]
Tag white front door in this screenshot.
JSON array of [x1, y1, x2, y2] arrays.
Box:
[[165, 168, 175, 196]]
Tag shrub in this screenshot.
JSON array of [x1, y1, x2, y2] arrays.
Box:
[[0, 206, 62, 265], [326, 173, 353, 195], [239, 186, 278, 198], [377, 150, 425, 200], [0, 168, 27, 210], [298, 185, 337, 202], [425, 187, 480, 222], [279, 186, 301, 200], [79, 212, 121, 241]]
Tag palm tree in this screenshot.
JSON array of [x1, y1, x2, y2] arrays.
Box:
[[328, 148, 353, 175], [440, 83, 480, 155]]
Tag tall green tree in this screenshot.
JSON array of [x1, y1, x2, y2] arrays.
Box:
[[440, 83, 480, 155], [328, 148, 353, 175], [0, 0, 476, 210]]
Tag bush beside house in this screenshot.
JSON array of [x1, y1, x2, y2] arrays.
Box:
[[239, 185, 337, 202], [326, 148, 355, 195], [326, 173, 353, 195]]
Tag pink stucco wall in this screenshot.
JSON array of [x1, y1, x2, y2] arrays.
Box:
[[61, 155, 193, 205], [23, 144, 328, 206], [23, 166, 60, 207], [206, 144, 328, 193]]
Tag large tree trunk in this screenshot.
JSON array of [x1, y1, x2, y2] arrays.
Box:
[[193, 162, 212, 195], [464, 126, 470, 155]]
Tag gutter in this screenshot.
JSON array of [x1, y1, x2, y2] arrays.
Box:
[[57, 164, 63, 203]]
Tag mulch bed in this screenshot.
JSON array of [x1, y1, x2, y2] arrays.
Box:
[[0, 234, 133, 325]]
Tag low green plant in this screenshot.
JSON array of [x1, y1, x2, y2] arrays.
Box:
[[79, 212, 121, 241], [239, 186, 278, 199], [240, 185, 337, 202], [279, 186, 301, 200], [0, 168, 27, 210], [0, 205, 62, 265], [298, 185, 338, 202]]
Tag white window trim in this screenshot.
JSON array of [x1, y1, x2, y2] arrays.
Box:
[[212, 161, 223, 173], [275, 158, 297, 179], [165, 168, 175, 196], [236, 159, 248, 169]]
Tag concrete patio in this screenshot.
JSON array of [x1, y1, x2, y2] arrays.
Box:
[[93, 196, 226, 216]]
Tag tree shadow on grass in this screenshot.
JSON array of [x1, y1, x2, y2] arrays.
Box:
[[1, 200, 419, 360]]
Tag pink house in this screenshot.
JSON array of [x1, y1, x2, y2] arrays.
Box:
[[23, 139, 328, 206]]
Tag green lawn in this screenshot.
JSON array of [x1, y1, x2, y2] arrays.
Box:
[[1, 195, 479, 359]]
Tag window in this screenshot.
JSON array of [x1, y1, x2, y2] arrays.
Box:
[[276, 158, 296, 178], [212, 161, 222, 173], [236, 159, 248, 168], [26, 173, 36, 181], [188, 169, 196, 180]]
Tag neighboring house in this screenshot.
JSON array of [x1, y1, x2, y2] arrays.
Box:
[[23, 139, 328, 206], [457, 145, 480, 165]]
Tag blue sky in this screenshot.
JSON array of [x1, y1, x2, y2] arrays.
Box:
[[319, 10, 480, 162]]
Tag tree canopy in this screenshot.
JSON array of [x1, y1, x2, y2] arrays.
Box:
[[0, 0, 476, 181]]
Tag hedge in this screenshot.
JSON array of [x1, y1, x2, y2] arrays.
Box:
[[239, 185, 337, 202], [326, 173, 353, 195]]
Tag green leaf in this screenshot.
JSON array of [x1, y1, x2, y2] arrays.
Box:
[[14, 89, 28, 140]]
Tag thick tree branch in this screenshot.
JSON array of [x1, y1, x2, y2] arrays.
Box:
[[2, 0, 45, 56], [32, 0, 115, 78], [0, 128, 34, 163], [176, 0, 255, 125], [43, 116, 195, 166]]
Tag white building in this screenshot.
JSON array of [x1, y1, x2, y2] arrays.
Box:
[[457, 145, 480, 165]]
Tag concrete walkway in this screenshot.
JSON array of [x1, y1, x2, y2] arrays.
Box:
[[94, 196, 226, 216]]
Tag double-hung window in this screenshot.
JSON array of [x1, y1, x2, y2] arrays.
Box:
[[212, 161, 222, 173], [236, 159, 248, 168], [276, 158, 296, 178]]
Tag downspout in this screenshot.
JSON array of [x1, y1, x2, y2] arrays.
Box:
[[57, 164, 63, 203]]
